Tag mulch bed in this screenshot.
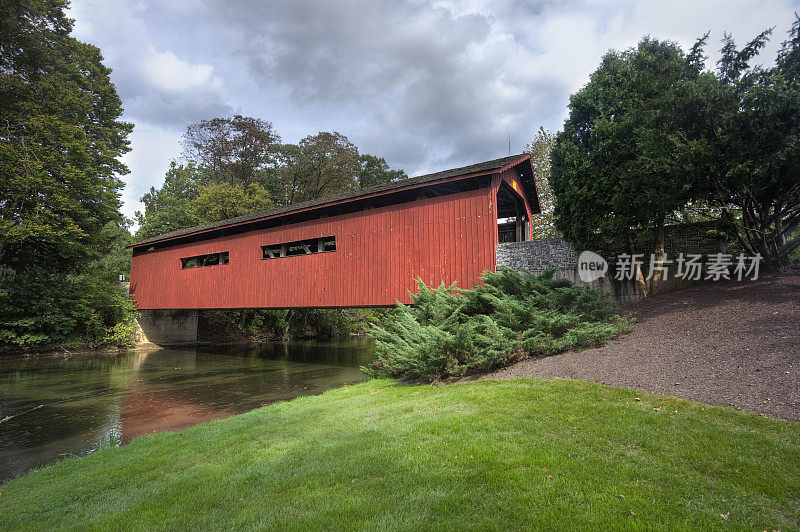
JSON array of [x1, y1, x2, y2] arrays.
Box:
[[484, 271, 800, 422]]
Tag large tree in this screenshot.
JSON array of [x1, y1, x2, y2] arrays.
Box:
[[136, 116, 283, 239], [703, 23, 800, 268], [0, 0, 133, 347], [0, 0, 131, 269], [182, 115, 280, 188], [525, 127, 559, 239], [551, 38, 710, 294], [553, 21, 800, 281], [295, 131, 360, 202]]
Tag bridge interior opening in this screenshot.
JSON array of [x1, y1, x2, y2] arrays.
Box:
[[262, 236, 337, 259], [496, 181, 529, 243], [181, 251, 229, 269]]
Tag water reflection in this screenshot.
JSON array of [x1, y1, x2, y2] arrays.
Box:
[[0, 340, 374, 482]]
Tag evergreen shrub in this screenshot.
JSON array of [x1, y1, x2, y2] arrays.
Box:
[[364, 268, 631, 381]]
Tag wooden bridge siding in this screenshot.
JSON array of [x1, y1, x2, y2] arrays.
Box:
[[129, 186, 498, 310]]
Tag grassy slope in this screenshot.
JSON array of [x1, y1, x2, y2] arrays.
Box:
[[1, 379, 798, 530]]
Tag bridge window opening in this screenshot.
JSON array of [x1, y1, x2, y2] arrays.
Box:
[[320, 236, 336, 252], [181, 251, 229, 269], [262, 236, 336, 260], [497, 181, 529, 243], [287, 242, 310, 256]]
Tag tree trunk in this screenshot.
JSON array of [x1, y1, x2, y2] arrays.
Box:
[[627, 233, 649, 297], [282, 309, 293, 340], [720, 188, 800, 271], [775, 201, 788, 249], [743, 202, 773, 267], [774, 211, 788, 270], [301, 309, 309, 336], [649, 218, 666, 294]]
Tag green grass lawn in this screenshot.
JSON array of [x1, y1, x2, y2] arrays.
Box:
[[1, 379, 798, 530]]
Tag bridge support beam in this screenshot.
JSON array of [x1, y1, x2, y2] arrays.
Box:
[[136, 310, 198, 346]]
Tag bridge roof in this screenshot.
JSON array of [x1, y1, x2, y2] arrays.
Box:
[[131, 153, 535, 249]]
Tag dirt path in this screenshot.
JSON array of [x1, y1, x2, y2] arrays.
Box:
[[484, 271, 800, 422]]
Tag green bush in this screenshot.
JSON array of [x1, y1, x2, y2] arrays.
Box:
[[364, 268, 632, 381], [0, 220, 136, 353], [0, 275, 139, 352], [103, 308, 140, 348]]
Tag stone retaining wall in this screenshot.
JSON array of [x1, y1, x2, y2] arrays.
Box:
[[495, 238, 577, 272], [495, 222, 726, 302]]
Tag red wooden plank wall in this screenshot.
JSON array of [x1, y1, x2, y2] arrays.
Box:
[[130, 186, 499, 309]]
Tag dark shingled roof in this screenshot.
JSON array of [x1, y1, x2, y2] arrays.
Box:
[[132, 153, 530, 248]]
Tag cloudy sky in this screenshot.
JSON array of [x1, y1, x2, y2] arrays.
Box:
[[67, 0, 800, 221]]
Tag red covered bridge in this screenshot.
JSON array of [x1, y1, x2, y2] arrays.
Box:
[[129, 154, 540, 318]]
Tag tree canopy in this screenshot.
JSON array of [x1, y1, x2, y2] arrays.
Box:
[[551, 38, 707, 291], [136, 122, 406, 240], [188, 183, 274, 226], [0, 0, 132, 269], [356, 154, 407, 189], [704, 23, 800, 267], [552, 38, 703, 245], [0, 0, 134, 348], [525, 127, 559, 239], [182, 115, 280, 187], [551, 20, 800, 283]]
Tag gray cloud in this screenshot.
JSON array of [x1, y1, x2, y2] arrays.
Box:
[[113, 69, 234, 129], [70, 1, 234, 129], [211, 0, 566, 167], [68, 0, 800, 221]]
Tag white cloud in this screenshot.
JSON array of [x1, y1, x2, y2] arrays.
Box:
[[67, 1, 232, 129], [141, 47, 216, 91], [119, 123, 182, 223]]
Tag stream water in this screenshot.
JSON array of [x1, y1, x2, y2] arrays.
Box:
[[0, 340, 374, 482]]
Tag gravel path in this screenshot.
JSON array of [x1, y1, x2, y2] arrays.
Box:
[[484, 271, 800, 422]]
